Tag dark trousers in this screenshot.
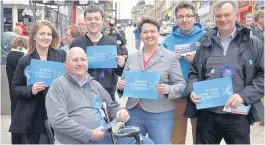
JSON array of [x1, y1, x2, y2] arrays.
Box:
[[196, 110, 250, 144], [21, 132, 49, 144], [10, 92, 23, 144], [12, 133, 22, 144]]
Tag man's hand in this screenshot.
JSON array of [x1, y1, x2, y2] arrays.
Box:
[[226, 94, 244, 109], [116, 56, 126, 67], [157, 84, 169, 95], [91, 127, 105, 141], [117, 80, 126, 90], [185, 53, 195, 63], [121, 44, 126, 49], [116, 109, 130, 123], [190, 92, 201, 104], [32, 82, 46, 95], [174, 49, 181, 59]]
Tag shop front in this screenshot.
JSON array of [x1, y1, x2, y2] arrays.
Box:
[[238, 1, 253, 24]]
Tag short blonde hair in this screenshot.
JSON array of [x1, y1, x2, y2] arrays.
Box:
[[12, 36, 28, 50], [13, 26, 22, 35]]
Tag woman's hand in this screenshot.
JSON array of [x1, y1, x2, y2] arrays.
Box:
[[157, 84, 169, 95], [32, 82, 46, 95], [117, 80, 126, 90]]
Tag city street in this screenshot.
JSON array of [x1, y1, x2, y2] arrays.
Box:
[[1, 26, 264, 144]]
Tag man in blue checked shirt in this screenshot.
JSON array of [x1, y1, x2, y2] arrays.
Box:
[[186, 1, 264, 144]]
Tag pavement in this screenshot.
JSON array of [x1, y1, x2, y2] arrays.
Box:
[[1, 27, 264, 144]]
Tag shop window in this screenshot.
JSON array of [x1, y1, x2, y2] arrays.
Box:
[[4, 8, 12, 32]]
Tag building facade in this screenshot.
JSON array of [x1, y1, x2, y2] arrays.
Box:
[[197, 0, 211, 25], [3, 0, 85, 35]]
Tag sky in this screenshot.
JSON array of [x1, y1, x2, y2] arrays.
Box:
[[117, 0, 154, 19]]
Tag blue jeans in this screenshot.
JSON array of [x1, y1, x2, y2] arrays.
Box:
[[90, 131, 154, 144], [126, 107, 174, 144]]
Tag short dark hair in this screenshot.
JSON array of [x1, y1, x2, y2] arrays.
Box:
[[254, 10, 264, 23], [84, 6, 104, 18], [138, 17, 161, 32], [175, 1, 196, 17]]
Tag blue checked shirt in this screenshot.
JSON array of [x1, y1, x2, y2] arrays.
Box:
[[217, 28, 237, 56]]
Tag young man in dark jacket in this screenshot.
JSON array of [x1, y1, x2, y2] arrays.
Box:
[[70, 7, 126, 101], [186, 1, 264, 144]]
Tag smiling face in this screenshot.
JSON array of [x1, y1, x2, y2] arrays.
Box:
[[78, 20, 87, 35], [140, 23, 160, 47], [214, 3, 237, 34], [176, 8, 196, 33], [65, 47, 88, 79], [34, 25, 52, 50], [85, 12, 104, 34]]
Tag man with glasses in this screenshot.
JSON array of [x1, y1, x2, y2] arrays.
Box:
[[46, 47, 153, 144], [60, 25, 80, 52], [186, 1, 264, 144], [162, 1, 205, 144], [77, 17, 88, 35]]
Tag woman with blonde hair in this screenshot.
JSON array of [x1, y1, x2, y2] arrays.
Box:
[[13, 26, 23, 35], [10, 20, 66, 144]]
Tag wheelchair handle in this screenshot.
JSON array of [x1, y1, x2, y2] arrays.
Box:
[[113, 126, 142, 144]]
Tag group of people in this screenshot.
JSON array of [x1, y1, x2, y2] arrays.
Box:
[[4, 0, 264, 144]]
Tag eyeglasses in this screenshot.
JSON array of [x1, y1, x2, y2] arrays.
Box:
[[176, 15, 195, 20]]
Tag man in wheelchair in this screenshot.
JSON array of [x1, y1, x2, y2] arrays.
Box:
[[46, 47, 153, 144]]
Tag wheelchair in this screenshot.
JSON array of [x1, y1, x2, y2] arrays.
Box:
[[45, 119, 142, 144]]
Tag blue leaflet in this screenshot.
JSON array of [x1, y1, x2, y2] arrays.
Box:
[[123, 71, 160, 99], [29, 59, 65, 86], [193, 77, 234, 109], [86, 45, 117, 68]]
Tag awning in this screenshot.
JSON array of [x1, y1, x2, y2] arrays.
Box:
[[238, 5, 252, 13]]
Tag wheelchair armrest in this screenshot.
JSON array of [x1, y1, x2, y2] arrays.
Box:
[[45, 119, 55, 144]]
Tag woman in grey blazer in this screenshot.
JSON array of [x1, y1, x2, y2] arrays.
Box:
[[117, 17, 186, 144]]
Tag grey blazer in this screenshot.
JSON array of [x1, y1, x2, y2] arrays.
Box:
[[121, 47, 186, 113]]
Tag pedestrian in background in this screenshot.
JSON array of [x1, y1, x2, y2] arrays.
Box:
[[77, 17, 88, 35], [249, 10, 264, 41], [162, 2, 206, 144], [6, 36, 28, 144], [60, 25, 80, 52], [117, 17, 186, 144], [13, 26, 23, 36], [10, 20, 66, 144], [133, 23, 141, 50]]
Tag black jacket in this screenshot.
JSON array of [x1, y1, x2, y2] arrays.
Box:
[[6, 51, 25, 117], [10, 48, 66, 133], [69, 34, 124, 100], [249, 24, 264, 41], [184, 23, 264, 124]]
